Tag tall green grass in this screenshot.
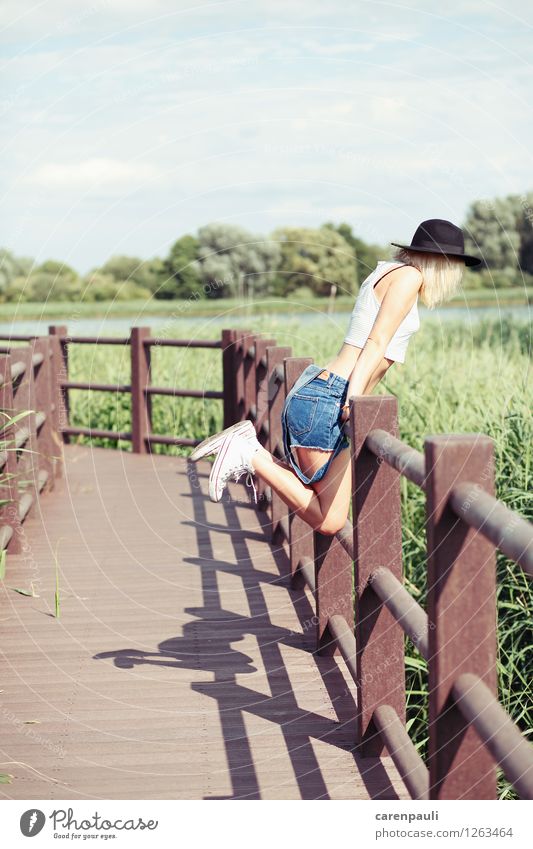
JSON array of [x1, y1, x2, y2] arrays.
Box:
[[62, 314, 532, 796]]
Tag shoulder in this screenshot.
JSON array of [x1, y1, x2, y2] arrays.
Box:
[[385, 264, 423, 295]]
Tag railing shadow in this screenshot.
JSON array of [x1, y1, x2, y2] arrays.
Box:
[[94, 459, 399, 800]]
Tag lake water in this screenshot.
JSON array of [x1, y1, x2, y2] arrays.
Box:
[[0, 304, 530, 339]]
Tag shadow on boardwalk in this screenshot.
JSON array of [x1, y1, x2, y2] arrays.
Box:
[[0, 446, 406, 800]]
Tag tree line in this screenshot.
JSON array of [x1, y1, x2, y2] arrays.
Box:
[[1, 191, 532, 303]]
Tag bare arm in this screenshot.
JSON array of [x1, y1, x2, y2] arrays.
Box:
[[343, 266, 422, 407]]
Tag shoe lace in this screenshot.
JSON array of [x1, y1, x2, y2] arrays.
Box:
[[231, 468, 258, 504]]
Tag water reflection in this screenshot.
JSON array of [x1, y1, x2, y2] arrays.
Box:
[[0, 304, 530, 338]]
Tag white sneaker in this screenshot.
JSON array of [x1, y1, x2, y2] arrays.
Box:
[[208, 432, 260, 503], [189, 419, 257, 461]]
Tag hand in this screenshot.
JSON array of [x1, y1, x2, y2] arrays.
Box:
[[340, 404, 350, 423]]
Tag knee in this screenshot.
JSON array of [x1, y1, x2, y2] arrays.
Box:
[[316, 517, 345, 537]]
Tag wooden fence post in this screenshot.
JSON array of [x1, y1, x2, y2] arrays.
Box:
[[314, 532, 354, 656], [254, 337, 276, 511], [49, 325, 70, 444], [131, 327, 152, 454], [0, 353, 22, 553], [284, 357, 313, 585], [425, 434, 497, 800], [266, 345, 291, 542], [32, 337, 55, 493], [12, 343, 39, 520], [47, 333, 65, 478], [241, 332, 257, 423], [233, 329, 252, 423], [221, 329, 237, 428], [350, 395, 405, 754]]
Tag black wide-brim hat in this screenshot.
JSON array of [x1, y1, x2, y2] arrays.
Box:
[[391, 218, 482, 267]]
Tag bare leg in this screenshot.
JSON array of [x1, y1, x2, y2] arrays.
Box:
[[251, 444, 352, 535]]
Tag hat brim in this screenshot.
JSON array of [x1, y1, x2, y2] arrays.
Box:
[[390, 242, 482, 268]]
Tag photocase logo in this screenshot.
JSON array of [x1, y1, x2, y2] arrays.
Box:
[[20, 809, 46, 836]]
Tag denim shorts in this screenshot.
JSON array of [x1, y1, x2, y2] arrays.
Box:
[[281, 364, 350, 485]]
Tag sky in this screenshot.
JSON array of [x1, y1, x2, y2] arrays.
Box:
[[1, 0, 532, 274]]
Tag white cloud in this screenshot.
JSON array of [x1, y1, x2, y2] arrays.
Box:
[[25, 157, 161, 189]]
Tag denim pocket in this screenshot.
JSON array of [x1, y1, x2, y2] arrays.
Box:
[[286, 393, 319, 436]]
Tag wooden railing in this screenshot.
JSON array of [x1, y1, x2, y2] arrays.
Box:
[[0, 334, 64, 554], [47, 324, 230, 451], [1, 324, 532, 800], [227, 328, 533, 801]]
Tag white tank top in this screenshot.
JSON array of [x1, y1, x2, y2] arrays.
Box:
[[343, 260, 420, 363]]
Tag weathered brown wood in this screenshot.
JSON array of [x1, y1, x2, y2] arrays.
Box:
[[234, 329, 252, 422], [266, 345, 291, 543], [32, 338, 55, 492], [47, 333, 65, 478], [349, 395, 405, 755], [242, 332, 257, 423], [0, 353, 22, 553], [254, 337, 276, 510], [48, 324, 70, 444], [130, 327, 152, 454], [284, 357, 314, 585], [0, 443, 408, 801], [222, 329, 237, 428], [12, 344, 39, 521], [425, 434, 497, 800], [314, 532, 354, 656]]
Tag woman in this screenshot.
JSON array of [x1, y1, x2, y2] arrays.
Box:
[[190, 218, 481, 534]]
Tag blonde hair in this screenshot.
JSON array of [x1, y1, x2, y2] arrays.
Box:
[[391, 247, 464, 309]]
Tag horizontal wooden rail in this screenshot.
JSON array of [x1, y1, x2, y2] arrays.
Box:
[[146, 386, 224, 399], [296, 556, 316, 593], [60, 381, 224, 401], [44, 332, 220, 351], [335, 520, 354, 560], [10, 361, 27, 382], [366, 428, 426, 487], [56, 335, 129, 345], [453, 674, 533, 800], [373, 705, 429, 800], [328, 614, 357, 682], [62, 381, 131, 393], [144, 337, 222, 349], [146, 434, 200, 447], [0, 333, 39, 342], [450, 482, 533, 579], [369, 566, 429, 658], [62, 426, 132, 441]]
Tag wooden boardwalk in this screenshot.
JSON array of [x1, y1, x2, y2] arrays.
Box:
[[0, 444, 407, 800]]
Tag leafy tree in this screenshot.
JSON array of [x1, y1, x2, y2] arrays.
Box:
[[463, 198, 520, 270], [0, 249, 34, 299], [82, 272, 151, 301], [323, 222, 385, 287], [97, 255, 160, 292], [37, 259, 78, 281], [159, 235, 201, 300], [3, 272, 81, 302], [272, 226, 357, 296], [196, 223, 281, 299], [506, 192, 533, 274]]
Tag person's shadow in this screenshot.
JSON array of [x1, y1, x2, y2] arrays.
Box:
[[93, 457, 399, 800]]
